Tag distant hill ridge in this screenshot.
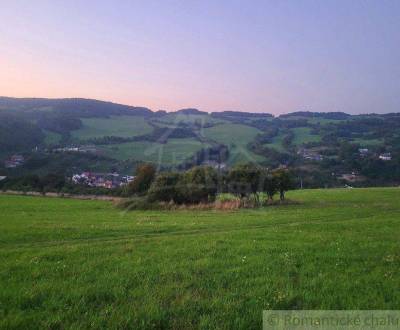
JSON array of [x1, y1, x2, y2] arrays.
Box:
[[0, 97, 153, 118], [0, 96, 391, 118], [0, 97, 287, 118]]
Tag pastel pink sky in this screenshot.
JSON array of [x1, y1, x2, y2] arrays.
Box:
[[1, 1, 399, 114]]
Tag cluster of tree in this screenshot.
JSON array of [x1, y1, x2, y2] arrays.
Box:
[[37, 113, 83, 135], [126, 163, 294, 205], [179, 144, 229, 170], [0, 173, 65, 192], [175, 108, 207, 115], [280, 111, 350, 120], [150, 127, 197, 143], [274, 118, 310, 129], [254, 128, 280, 144], [211, 111, 273, 120], [0, 173, 124, 196], [248, 141, 294, 169], [282, 131, 295, 149], [21, 153, 122, 176], [318, 116, 400, 142], [0, 113, 44, 152], [0, 97, 153, 118], [225, 165, 293, 201]]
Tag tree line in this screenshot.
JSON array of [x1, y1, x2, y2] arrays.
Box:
[[125, 163, 294, 206]]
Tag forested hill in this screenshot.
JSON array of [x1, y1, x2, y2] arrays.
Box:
[[1, 97, 400, 188], [0, 97, 153, 117]]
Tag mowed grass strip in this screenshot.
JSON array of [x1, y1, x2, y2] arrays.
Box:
[[0, 188, 399, 329]]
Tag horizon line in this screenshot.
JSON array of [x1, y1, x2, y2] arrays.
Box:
[[1, 95, 398, 117]]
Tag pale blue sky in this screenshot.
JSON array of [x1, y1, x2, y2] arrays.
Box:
[[1, 0, 399, 114]]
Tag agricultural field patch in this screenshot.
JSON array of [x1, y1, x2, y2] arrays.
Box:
[[203, 123, 265, 164], [99, 138, 208, 165], [291, 127, 322, 145], [71, 116, 153, 140]]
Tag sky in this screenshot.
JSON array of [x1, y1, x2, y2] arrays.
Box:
[[1, 0, 399, 114]]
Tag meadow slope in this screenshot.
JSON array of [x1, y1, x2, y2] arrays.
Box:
[[0, 188, 399, 329]]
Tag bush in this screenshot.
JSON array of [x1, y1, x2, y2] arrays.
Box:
[[227, 163, 261, 198], [180, 166, 218, 203], [125, 163, 156, 196], [273, 169, 294, 200], [147, 172, 183, 203]]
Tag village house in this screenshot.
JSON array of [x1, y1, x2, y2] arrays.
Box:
[[359, 148, 369, 157], [379, 153, 392, 161], [72, 172, 134, 189], [297, 149, 323, 161], [53, 145, 99, 154], [4, 155, 25, 168], [201, 160, 227, 170]]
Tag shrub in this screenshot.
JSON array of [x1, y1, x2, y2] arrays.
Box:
[[273, 169, 294, 200], [126, 163, 156, 196], [263, 173, 278, 200], [147, 172, 183, 203], [180, 166, 218, 203]]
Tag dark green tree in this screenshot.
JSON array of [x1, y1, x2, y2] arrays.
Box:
[[126, 163, 156, 196], [227, 163, 261, 199], [147, 172, 183, 203], [182, 166, 218, 203], [262, 171, 278, 201], [273, 169, 293, 201]]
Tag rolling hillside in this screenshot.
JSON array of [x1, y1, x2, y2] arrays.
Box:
[[1, 97, 400, 187]]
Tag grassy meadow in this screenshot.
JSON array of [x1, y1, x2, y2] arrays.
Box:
[[71, 116, 153, 141], [99, 138, 208, 165], [0, 188, 400, 329], [203, 123, 266, 164], [43, 130, 62, 146], [154, 113, 225, 126], [291, 127, 321, 145]]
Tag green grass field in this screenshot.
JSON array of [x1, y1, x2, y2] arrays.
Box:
[[264, 131, 287, 151], [71, 116, 153, 140], [291, 127, 321, 145], [99, 138, 208, 165], [42, 130, 62, 145], [1, 188, 399, 329], [203, 123, 265, 164], [154, 113, 225, 126], [264, 128, 321, 151], [350, 137, 385, 147]]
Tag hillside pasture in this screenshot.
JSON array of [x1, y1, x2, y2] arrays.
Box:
[[71, 116, 153, 140], [203, 123, 265, 164], [99, 138, 208, 165], [350, 137, 385, 147], [155, 113, 225, 126], [291, 127, 321, 145], [42, 129, 62, 145], [263, 131, 287, 151]]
